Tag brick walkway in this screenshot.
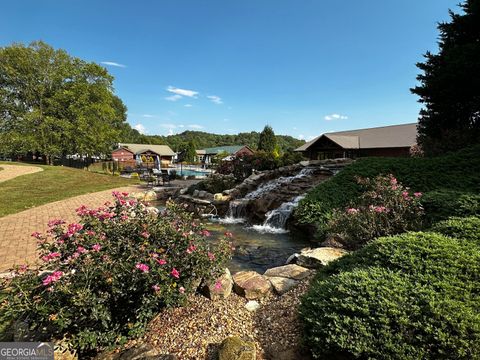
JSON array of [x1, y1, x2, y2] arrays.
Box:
[[0, 185, 140, 272], [0, 164, 43, 182]]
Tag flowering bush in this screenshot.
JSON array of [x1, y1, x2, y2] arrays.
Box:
[[328, 174, 424, 248], [4, 192, 232, 352]]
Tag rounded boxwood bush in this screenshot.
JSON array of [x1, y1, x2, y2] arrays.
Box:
[[300, 232, 480, 359], [431, 216, 480, 245]]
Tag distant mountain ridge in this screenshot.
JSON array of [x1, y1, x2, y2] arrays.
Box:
[[120, 129, 305, 152]]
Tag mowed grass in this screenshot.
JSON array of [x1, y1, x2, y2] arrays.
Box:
[[0, 162, 138, 217]]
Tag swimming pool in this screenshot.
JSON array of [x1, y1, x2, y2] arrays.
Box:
[[174, 169, 211, 177]]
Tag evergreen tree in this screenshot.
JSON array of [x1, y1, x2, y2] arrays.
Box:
[[411, 0, 480, 155], [258, 125, 277, 153], [183, 140, 197, 163]]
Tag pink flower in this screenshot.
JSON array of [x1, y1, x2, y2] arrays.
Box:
[[186, 244, 197, 254], [152, 284, 161, 292], [92, 244, 101, 252], [86, 230, 96, 236], [224, 232, 233, 238], [374, 206, 387, 213], [179, 286, 185, 294], [414, 192, 423, 198], [42, 271, 63, 286], [347, 208, 359, 214], [390, 177, 397, 185], [135, 263, 150, 273], [208, 252, 215, 261], [31, 232, 42, 238], [156, 258, 167, 265], [76, 246, 87, 254], [201, 230, 211, 237], [47, 219, 65, 228], [122, 192, 129, 197], [41, 252, 61, 262], [171, 268, 180, 279], [140, 231, 150, 239], [402, 191, 410, 200], [214, 281, 222, 290]]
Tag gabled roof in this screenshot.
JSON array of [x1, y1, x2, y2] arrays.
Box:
[[118, 143, 175, 156], [295, 123, 417, 151], [201, 145, 249, 155]]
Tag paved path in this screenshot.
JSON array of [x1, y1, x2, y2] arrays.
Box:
[[0, 185, 140, 272], [0, 164, 43, 183]]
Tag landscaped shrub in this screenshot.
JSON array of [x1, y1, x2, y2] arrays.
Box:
[[328, 175, 424, 248], [431, 216, 480, 245], [294, 145, 480, 238], [188, 174, 237, 195], [422, 190, 480, 223], [300, 232, 480, 359], [4, 193, 232, 352]]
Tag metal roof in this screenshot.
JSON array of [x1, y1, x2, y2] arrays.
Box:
[[295, 123, 417, 151], [118, 143, 175, 156]]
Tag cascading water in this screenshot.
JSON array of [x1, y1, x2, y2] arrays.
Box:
[[251, 195, 305, 233], [220, 199, 248, 224], [244, 167, 315, 200]]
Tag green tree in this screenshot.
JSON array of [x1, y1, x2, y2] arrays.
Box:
[[411, 0, 480, 155], [258, 125, 277, 153], [0, 41, 128, 163], [183, 140, 197, 163]]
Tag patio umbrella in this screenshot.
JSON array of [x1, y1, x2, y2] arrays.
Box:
[[135, 154, 141, 165], [155, 155, 161, 170]]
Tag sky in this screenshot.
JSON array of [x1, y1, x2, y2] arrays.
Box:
[[0, 0, 460, 140]]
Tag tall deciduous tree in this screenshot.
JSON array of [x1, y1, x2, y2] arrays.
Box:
[[411, 0, 480, 155], [0, 41, 128, 163], [258, 125, 277, 153]]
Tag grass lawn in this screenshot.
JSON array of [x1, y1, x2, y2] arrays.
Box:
[[0, 162, 138, 217]]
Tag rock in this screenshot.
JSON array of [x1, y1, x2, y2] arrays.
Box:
[[245, 300, 261, 312], [96, 343, 176, 360], [202, 268, 233, 300], [214, 193, 229, 201], [179, 188, 188, 195], [320, 235, 345, 248], [233, 271, 272, 299], [268, 276, 299, 295], [285, 253, 298, 265], [218, 336, 256, 360], [198, 190, 207, 198], [263, 264, 311, 280], [143, 190, 157, 202], [297, 247, 348, 269], [193, 190, 199, 197]]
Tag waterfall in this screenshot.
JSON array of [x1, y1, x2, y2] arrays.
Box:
[[251, 195, 305, 233], [244, 167, 314, 200], [219, 199, 248, 224]]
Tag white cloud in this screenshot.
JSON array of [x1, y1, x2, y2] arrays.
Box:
[[207, 95, 223, 104], [100, 61, 126, 68], [298, 134, 305, 140], [184, 104, 193, 107], [188, 124, 204, 129], [179, 124, 185, 128], [134, 124, 147, 134], [142, 114, 155, 118], [168, 129, 174, 135], [165, 94, 182, 102], [324, 113, 348, 121], [167, 86, 199, 98]]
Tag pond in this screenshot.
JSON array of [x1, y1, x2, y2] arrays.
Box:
[[155, 202, 312, 273]]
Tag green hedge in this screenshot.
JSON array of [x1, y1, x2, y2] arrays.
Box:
[[431, 216, 480, 245], [300, 231, 480, 359], [294, 145, 480, 238]]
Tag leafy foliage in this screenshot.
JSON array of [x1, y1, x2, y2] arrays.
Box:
[[257, 125, 277, 153], [411, 0, 480, 154], [329, 175, 424, 248], [421, 190, 480, 223], [300, 231, 480, 359], [0, 41, 128, 162], [295, 145, 480, 239], [431, 216, 480, 245], [4, 193, 232, 352]]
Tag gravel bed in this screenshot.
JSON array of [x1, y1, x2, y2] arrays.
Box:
[[140, 275, 314, 359]]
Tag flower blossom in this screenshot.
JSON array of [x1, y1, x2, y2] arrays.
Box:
[[179, 286, 185, 294], [200, 230, 211, 237], [224, 232, 233, 238], [414, 192, 423, 198], [214, 281, 222, 290], [76, 246, 87, 254], [31, 232, 42, 238], [42, 271, 63, 286], [156, 258, 167, 265], [152, 284, 161, 292], [41, 252, 61, 262], [208, 252, 215, 261], [186, 244, 196, 254], [47, 219, 65, 228], [141, 231, 150, 239], [347, 208, 359, 214], [92, 244, 102, 252], [135, 263, 150, 273], [171, 268, 180, 279]]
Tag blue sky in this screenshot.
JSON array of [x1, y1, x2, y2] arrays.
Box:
[[0, 0, 459, 140]]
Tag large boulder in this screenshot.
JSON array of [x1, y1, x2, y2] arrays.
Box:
[[218, 336, 256, 360], [233, 271, 272, 299], [201, 268, 233, 301], [264, 264, 311, 280], [295, 247, 348, 269], [268, 276, 298, 295]]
